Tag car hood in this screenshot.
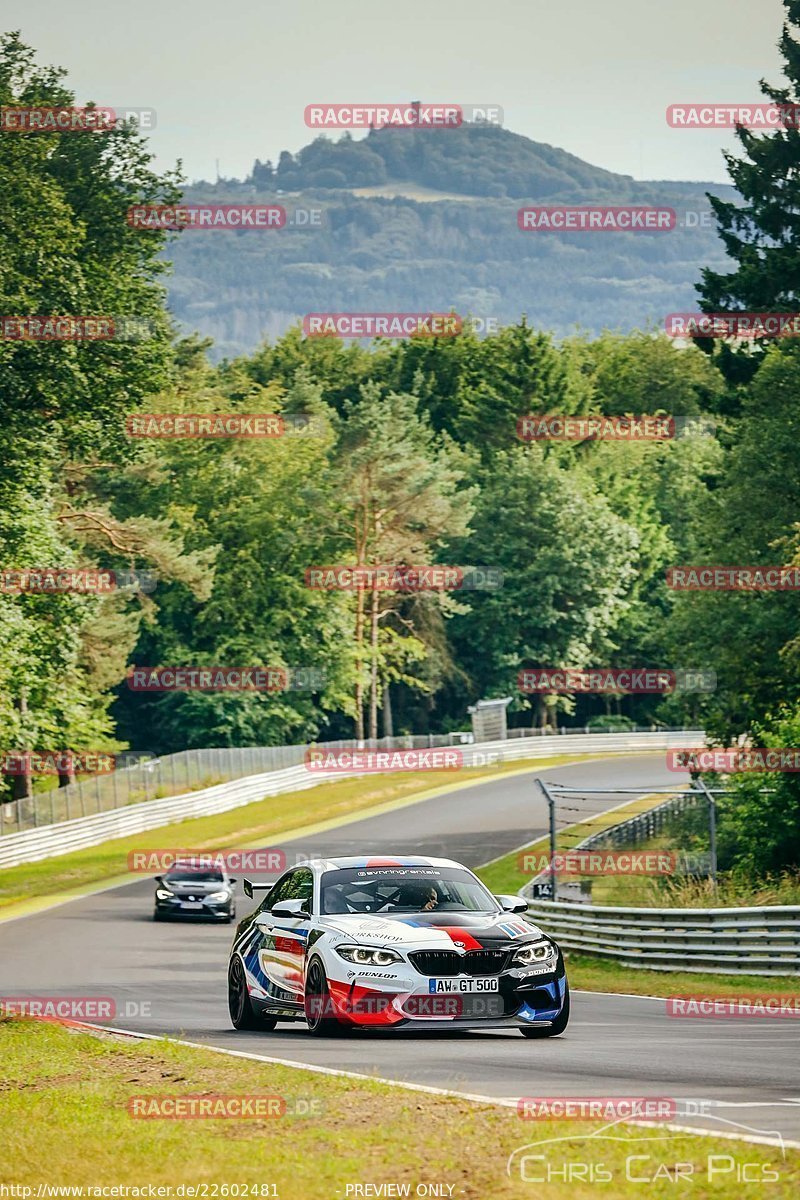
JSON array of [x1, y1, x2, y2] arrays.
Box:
[[321, 909, 546, 948], [162, 880, 228, 893]]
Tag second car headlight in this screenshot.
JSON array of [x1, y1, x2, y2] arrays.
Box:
[[207, 891, 230, 902], [513, 941, 558, 967], [335, 945, 402, 966]]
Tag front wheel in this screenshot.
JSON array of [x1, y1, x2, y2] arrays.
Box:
[[519, 984, 570, 1038], [305, 959, 344, 1037], [228, 956, 278, 1031]]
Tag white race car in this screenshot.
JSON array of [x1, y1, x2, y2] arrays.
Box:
[[227, 855, 569, 1037]]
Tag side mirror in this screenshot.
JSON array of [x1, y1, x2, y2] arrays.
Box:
[[229, 877, 237, 884], [154, 875, 163, 885], [495, 894, 528, 914], [243, 877, 273, 900], [271, 898, 308, 918]]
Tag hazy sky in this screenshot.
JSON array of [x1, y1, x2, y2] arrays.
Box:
[[7, 0, 789, 184]]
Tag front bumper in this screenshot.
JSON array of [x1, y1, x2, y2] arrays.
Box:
[[155, 895, 233, 919], [326, 962, 568, 1029]]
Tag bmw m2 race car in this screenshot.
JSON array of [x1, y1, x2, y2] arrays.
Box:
[[227, 856, 569, 1036]]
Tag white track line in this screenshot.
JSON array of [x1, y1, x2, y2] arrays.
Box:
[[72, 1020, 800, 1150]]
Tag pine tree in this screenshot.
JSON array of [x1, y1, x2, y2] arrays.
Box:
[[697, 0, 800, 381]]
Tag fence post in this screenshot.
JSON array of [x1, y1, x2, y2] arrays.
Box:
[[695, 778, 717, 890], [536, 778, 558, 902]]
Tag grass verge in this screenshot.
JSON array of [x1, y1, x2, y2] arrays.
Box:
[[476, 791, 668, 895], [565, 953, 800, 998], [1, 1017, 797, 1198], [0, 754, 585, 918]]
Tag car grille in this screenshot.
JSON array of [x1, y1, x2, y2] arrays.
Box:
[[409, 949, 509, 976]]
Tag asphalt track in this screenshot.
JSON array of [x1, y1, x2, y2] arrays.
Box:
[[1, 753, 799, 1146]]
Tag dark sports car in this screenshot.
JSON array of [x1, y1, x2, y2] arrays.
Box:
[[154, 861, 237, 922]]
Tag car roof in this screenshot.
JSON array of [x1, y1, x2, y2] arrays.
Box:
[[297, 855, 466, 872], [167, 860, 226, 872]]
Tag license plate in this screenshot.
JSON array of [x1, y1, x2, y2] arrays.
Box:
[[181, 901, 204, 909], [428, 977, 499, 994]]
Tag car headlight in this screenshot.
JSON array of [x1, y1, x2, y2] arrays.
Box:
[[513, 941, 558, 967], [207, 891, 230, 902], [335, 945, 402, 966], [155, 889, 174, 900]]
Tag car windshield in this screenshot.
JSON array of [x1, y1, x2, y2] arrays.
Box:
[[165, 869, 224, 883], [320, 866, 498, 915]]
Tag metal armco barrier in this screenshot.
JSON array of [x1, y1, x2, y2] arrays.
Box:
[[524, 897, 800, 976], [0, 730, 700, 868], [575, 788, 705, 852]]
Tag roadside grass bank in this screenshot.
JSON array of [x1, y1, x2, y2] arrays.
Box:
[[476, 791, 667, 895], [1, 1017, 796, 1198], [0, 753, 589, 918], [591, 849, 800, 908], [565, 953, 800, 998]]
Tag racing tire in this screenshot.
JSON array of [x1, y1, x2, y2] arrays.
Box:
[[519, 984, 570, 1038], [228, 955, 278, 1031], [304, 958, 344, 1037]]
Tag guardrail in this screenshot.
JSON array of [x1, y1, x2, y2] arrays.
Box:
[[0, 724, 699, 836], [0, 729, 701, 869], [524, 896, 800, 976]]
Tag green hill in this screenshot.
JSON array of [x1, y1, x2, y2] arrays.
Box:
[[166, 124, 735, 358]]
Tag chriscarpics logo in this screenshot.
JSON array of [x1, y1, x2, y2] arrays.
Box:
[[507, 1114, 785, 1186]]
